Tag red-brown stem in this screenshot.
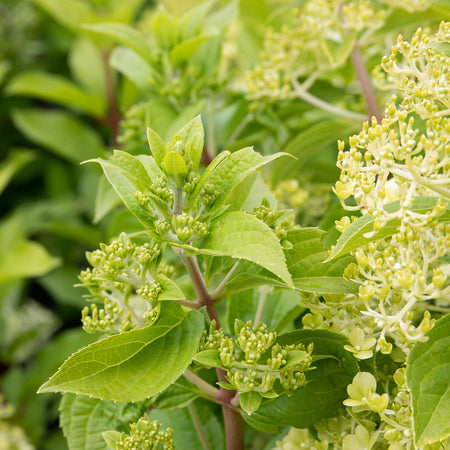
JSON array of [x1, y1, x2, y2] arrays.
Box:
[[102, 50, 121, 147], [351, 44, 383, 123], [180, 252, 246, 450]]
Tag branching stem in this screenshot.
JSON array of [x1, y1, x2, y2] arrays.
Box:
[[184, 369, 221, 400], [253, 286, 271, 326], [291, 73, 367, 122], [178, 251, 245, 450], [211, 261, 241, 301]]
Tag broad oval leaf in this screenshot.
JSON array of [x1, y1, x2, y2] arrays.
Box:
[[38, 303, 204, 402], [83, 23, 154, 62], [271, 120, 356, 180], [222, 228, 358, 296], [60, 394, 149, 450], [328, 196, 450, 261], [406, 314, 450, 447], [200, 211, 293, 287], [7, 71, 105, 118], [110, 46, 157, 92], [12, 108, 103, 164], [205, 147, 289, 216], [86, 151, 167, 229]]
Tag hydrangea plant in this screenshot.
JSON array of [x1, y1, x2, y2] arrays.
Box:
[[30, 5, 449, 450]]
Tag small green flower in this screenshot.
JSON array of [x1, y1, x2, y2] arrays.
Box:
[[344, 328, 376, 360], [344, 372, 389, 413], [342, 425, 373, 450]]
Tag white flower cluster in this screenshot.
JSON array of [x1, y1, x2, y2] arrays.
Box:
[[335, 22, 450, 352]]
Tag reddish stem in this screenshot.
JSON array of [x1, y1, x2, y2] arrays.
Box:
[[351, 44, 383, 123], [180, 252, 246, 450]]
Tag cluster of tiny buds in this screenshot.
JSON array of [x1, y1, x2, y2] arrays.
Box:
[[246, 0, 389, 103], [81, 299, 132, 334], [374, 22, 450, 117], [79, 234, 166, 332], [172, 213, 207, 243], [252, 204, 299, 240], [115, 417, 174, 450], [199, 320, 313, 396]]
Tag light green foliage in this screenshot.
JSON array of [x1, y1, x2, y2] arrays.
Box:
[[39, 302, 204, 402], [201, 211, 293, 286], [11, 109, 104, 164], [407, 314, 450, 446], [6, 1, 447, 448], [6, 71, 105, 117]]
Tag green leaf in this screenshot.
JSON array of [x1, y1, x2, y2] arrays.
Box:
[[69, 38, 106, 97], [206, 148, 289, 215], [170, 115, 204, 170], [285, 229, 359, 294], [83, 23, 154, 62], [406, 314, 450, 447], [162, 151, 188, 185], [150, 400, 225, 450], [146, 127, 167, 167], [246, 330, 359, 430], [0, 239, 60, 283], [38, 302, 204, 402], [223, 228, 358, 295], [323, 32, 356, 68], [32, 0, 94, 31], [229, 172, 276, 212], [193, 350, 223, 369], [93, 176, 121, 224], [156, 274, 186, 301], [110, 47, 157, 92], [7, 72, 105, 118], [271, 120, 355, 180], [239, 391, 262, 415], [60, 394, 149, 450], [86, 151, 163, 229], [103, 431, 121, 450], [12, 109, 103, 164], [0, 149, 35, 196], [150, 376, 201, 410], [170, 35, 212, 67], [328, 196, 450, 261], [200, 211, 293, 287]]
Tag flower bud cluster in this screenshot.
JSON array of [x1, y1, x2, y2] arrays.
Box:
[[252, 204, 299, 240], [246, 0, 385, 102], [198, 320, 313, 398], [115, 416, 174, 450], [79, 233, 166, 333], [334, 23, 450, 352], [374, 22, 450, 118], [172, 213, 207, 243]]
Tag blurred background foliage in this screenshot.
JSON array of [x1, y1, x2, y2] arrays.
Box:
[[0, 0, 448, 448]]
